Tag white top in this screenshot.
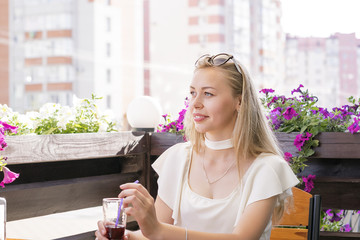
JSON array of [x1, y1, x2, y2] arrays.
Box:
[[152, 142, 299, 240]]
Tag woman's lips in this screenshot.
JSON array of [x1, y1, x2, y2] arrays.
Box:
[[193, 114, 207, 122]]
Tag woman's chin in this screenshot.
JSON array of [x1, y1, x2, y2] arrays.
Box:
[[194, 126, 207, 134]]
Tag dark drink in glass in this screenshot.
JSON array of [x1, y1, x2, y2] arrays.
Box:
[[105, 225, 125, 240]]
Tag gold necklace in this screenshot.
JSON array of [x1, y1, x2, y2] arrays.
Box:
[[201, 148, 236, 184]]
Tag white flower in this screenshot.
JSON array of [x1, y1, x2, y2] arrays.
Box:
[[0, 104, 13, 119], [72, 95, 84, 108], [98, 122, 108, 132], [39, 103, 61, 118], [57, 106, 76, 130], [24, 111, 41, 130]]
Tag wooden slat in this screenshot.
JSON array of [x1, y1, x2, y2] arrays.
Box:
[[301, 158, 360, 178], [310, 178, 360, 210], [6, 156, 140, 185], [277, 187, 311, 226], [319, 231, 360, 239], [1, 173, 138, 221], [3, 132, 147, 164], [270, 228, 308, 240], [150, 132, 185, 156], [275, 132, 360, 159]]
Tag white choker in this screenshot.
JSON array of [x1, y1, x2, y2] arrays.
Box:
[[204, 136, 234, 150]]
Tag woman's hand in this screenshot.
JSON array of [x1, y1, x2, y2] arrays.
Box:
[[119, 182, 161, 239]]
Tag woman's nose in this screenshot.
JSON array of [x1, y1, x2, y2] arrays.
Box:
[[192, 96, 203, 109]]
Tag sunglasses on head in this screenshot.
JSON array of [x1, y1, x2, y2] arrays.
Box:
[[195, 53, 242, 76]]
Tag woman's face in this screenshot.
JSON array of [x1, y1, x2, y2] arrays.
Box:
[[189, 68, 240, 140]]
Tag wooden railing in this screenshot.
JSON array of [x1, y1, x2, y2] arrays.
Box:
[[1, 131, 359, 239], [2, 132, 151, 239]]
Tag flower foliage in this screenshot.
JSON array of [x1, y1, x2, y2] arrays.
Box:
[[260, 84, 360, 192], [321, 209, 355, 232], [259, 85, 360, 233], [0, 94, 118, 135], [157, 98, 189, 135], [0, 122, 20, 188]]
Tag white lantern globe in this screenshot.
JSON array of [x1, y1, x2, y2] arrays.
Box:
[[126, 96, 162, 132]]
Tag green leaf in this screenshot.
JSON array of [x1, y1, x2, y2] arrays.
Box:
[[42, 127, 57, 135], [311, 140, 319, 147], [300, 125, 309, 134], [304, 149, 315, 157]]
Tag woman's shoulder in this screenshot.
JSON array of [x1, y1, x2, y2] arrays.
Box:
[[152, 141, 191, 173], [160, 141, 191, 157], [250, 152, 291, 175], [168, 141, 191, 151], [255, 152, 285, 165]]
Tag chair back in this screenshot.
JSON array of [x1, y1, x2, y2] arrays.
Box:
[[270, 187, 321, 240]]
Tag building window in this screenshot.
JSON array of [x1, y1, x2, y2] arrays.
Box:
[[106, 69, 111, 83], [106, 95, 111, 109], [106, 17, 111, 32], [106, 43, 111, 57], [50, 94, 59, 103], [66, 93, 71, 106]]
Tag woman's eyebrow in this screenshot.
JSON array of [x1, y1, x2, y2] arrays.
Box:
[[190, 86, 216, 90]]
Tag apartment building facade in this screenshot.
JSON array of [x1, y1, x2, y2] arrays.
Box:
[[285, 33, 359, 108], [0, 0, 9, 105], [149, 0, 284, 116], [2, 0, 144, 121]]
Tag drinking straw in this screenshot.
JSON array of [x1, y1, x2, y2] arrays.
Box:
[[115, 180, 139, 227], [115, 198, 123, 227]]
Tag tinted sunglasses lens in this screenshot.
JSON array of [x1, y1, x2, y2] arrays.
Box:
[[212, 54, 231, 66]]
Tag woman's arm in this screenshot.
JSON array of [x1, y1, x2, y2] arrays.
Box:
[[147, 196, 277, 240], [120, 183, 277, 240], [154, 196, 174, 224]]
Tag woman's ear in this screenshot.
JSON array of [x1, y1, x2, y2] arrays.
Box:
[[237, 95, 242, 110]]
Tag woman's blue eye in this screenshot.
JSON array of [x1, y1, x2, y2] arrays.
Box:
[[190, 91, 196, 97], [205, 92, 213, 96]]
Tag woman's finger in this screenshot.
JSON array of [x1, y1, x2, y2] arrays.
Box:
[[94, 230, 108, 240], [120, 182, 152, 198], [119, 188, 154, 209], [97, 220, 107, 236]]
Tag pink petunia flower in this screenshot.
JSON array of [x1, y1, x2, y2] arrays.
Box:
[[283, 107, 299, 120], [348, 118, 360, 134], [341, 224, 352, 232], [0, 134, 7, 151], [293, 132, 312, 151], [325, 209, 333, 218], [302, 174, 316, 193], [291, 84, 304, 95], [259, 88, 275, 95], [284, 152, 293, 163], [0, 167, 20, 188], [0, 121, 18, 134]]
